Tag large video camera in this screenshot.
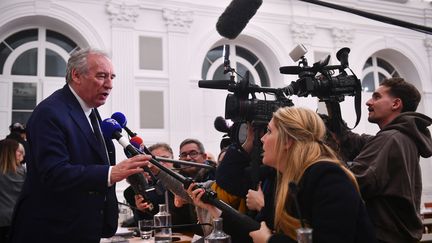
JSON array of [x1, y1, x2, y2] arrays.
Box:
[[199, 75, 294, 124], [198, 45, 361, 143], [280, 45, 361, 103]]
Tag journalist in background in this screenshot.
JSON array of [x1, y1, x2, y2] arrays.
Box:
[[9, 48, 149, 243], [329, 77, 432, 242], [188, 107, 377, 243]]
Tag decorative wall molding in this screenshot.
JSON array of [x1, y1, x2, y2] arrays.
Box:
[[162, 8, 193, 33], [425, 37, 432, 57], [106, 0, 139, 28], [332, 27, 355, 48], [291, 23, 316, 44]]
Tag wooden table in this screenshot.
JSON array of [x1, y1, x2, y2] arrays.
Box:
[[128, 233, 192, 242], [101, 228, 193, 243]]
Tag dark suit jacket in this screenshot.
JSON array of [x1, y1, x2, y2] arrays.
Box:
[[9, 85, 118, 243]]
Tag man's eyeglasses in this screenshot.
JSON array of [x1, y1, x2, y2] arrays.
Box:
[[179, 150, 202, 159]]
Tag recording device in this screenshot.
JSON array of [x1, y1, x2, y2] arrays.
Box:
[[111, 112, 137, 138], [100, 118, 155, 212], [280, 46, 362, 131], [199, 70, 294, 145], [130, 136, 145, 152], [280, 46, 361, 103], [111, 113, 216, 171], [216, 0, 263, 39], [101, 119, 260, 232], [289, 182, 306, 228], [154, 156, 215, 170]]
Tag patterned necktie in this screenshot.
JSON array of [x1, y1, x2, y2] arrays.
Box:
[[89, 109, 109, 163]]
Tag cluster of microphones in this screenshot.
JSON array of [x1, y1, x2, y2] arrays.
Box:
[[103, 111, 305, 233], [100, 112, 262, 232]]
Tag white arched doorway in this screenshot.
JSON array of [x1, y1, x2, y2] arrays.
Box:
[[0, 15, 92, 137]]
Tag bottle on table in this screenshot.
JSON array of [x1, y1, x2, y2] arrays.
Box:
[[205, 217, 231, 243], [154, 204, 172, 243]]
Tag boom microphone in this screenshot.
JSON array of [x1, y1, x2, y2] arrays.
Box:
[[216, 0, 263, 39], [279, 66, 304, 75]]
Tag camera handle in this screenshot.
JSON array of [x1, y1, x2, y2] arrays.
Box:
[[248, 122, 267, 190], [244, 122, 267, 218], [324, 68, 362, 134]]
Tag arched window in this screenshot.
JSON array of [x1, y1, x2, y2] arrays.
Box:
[[201, 44, 270, 87], [361, 55, 399, 92], [0, 28, 78, 125]]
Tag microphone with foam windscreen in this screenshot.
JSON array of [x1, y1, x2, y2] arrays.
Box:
[[101, 118, 185, 180], [102, 118, 259, 232], [111, 112, 137, 138], [214, 116, 230, 133], [101, 118, 156, 212], [130, 136, 145, 152], [216, 0, 263, 39]]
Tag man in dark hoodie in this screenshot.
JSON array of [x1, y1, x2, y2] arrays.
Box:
[[330, 77, 432, 243]]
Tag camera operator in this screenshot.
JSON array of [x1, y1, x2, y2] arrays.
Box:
[[327, 77, 432, 243]]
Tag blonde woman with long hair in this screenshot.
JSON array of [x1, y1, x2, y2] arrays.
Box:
[[188, 107, 376, 243]]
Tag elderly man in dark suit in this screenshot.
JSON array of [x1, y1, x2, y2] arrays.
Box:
[[9, 48, 150, 243]]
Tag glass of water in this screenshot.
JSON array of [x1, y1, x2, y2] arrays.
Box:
[[139, 219, 154, 241], [296, 227, 312, 243]]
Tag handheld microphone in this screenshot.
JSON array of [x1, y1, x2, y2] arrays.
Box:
[[111, 112, 137, 138], [128, 135, 214, 170], [130, 136, 144, 152], [102, 119, 259, 232], [216, 0, 263, 39], [154, 156, 215, 171], [101, 118, 155, 212], [101, 118, 138, 155], [111, 113, 155, 155]]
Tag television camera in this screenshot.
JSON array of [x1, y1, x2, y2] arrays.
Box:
[[199, 45, 361, 143]]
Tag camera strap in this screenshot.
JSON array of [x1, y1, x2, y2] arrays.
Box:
[[352, 85, 362, 129]]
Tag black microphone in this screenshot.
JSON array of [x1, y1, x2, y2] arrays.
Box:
[[102, 119, 260, 231], [154, 156, 215, 171], [198, 80, 234, 90], [101, 118, 187, 182], [216, 0, 263, 39], [289, 182, 306, 228], [214, 116, 230, 133], [279, 66, 305, 75]]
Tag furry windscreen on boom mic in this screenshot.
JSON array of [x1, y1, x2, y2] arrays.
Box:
[[216, 0, 263, 39]]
